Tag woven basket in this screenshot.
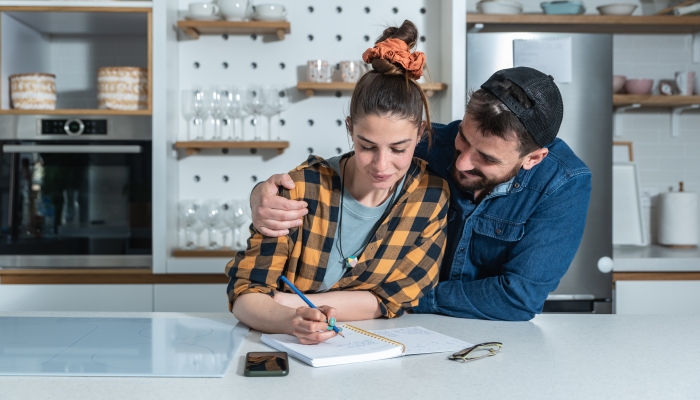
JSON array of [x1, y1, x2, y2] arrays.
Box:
[[97, 67, 148, 110], [9, 73, 57, 110]]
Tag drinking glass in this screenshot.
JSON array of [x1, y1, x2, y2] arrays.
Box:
[[202, 88, 222, 140], [262, 85, 290, 141], [229, 86, 249, 141], [179, 200, 204, 249], [181, 89, 204, 140], [244, 86, 266, 140], [233, 201, 252, 250], [221, 199, 241, 249], [199, 199, 223, 249], [307, 60, 331, 83], [218, 87, 235, 140]]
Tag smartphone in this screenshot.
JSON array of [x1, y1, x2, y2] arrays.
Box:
[[244, 351, 289, 377]]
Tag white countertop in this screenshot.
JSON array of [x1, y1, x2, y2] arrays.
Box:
[[2, 312, 700, 400], [614, 244, 700, 272]]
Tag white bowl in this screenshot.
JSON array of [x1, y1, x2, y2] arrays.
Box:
[[477, 0, 523, 14], [596, 3, 638, 15]]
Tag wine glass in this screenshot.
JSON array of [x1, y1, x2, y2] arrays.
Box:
[[244, 86, 266, 140], [233, 201, 252, 250], [198, 199, 223, 249], [221, 199, 241, 249], [228, 86, 249, 141], [181, 89, 204, 140], [202, 88, 222, 140], [262, 85, 290, 141], [179, 200, 204, 249], [218, 87, 234, 140]]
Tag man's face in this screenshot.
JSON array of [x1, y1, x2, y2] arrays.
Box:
[[450, 116, 525, 195]]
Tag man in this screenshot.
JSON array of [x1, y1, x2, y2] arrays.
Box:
[[249, 67, 592, 321]]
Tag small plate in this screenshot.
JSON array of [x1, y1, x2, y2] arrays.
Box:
[[251, 15, 287, 21], [184, 14, 222, 20]]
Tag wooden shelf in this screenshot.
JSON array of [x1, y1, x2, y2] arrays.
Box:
[[613, 95, 700, 107], [174, 140, 290, 155], [466, 14, 700, 33], [177, 20, 290, 40], [297, 82, 448, 97], [173, 249, 239, 258], [0, 109, 152, 116]]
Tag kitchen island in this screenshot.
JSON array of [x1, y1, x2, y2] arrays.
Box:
[[2, 312, 699, 400]]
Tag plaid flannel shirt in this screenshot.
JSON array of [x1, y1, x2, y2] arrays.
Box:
[[226, 154, 449, 318]]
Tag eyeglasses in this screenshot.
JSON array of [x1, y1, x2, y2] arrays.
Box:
[[449, 342, 502, 362]]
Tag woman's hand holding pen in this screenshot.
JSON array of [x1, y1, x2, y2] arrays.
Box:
[[291, 305, 339, 345]]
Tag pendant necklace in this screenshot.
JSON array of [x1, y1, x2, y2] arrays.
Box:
[[336, 155, 399, 269]]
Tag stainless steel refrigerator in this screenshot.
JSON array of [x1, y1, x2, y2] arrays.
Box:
[[467, 32, 613, 313]]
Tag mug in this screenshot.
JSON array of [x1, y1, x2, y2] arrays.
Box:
[[339, 61, 368, 83], [219, 0, 251, 21], [675, 71, 695, 96], [254, 4, 287, 19], [189, 2, 219, 16], [307, 60, 331, 83]]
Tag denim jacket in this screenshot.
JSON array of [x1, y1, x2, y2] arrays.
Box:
[[412, 121, 592, 321]]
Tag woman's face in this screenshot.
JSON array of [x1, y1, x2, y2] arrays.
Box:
[[347, 114, 424, 191]]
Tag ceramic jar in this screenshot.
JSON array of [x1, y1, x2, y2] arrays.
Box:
[[97, 67, 148, 110], [9, 73, 57, 110]]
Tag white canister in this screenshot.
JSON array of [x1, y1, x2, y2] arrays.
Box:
[[9, 73, 57, 110], [658, 191, 699, 247], [97, 67, 148, 110]]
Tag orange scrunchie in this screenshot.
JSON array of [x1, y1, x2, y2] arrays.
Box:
[[362, 38, 426, 80]]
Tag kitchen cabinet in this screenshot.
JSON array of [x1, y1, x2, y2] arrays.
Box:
[[615, 280, 700, 314], [0, 4, 152, 115], [154, 284, 229, 312], [0, 284, 153, 312], [613, 245, 700, 314]]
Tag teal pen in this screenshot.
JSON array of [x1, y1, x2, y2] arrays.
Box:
[[279, 275, 345, 338]]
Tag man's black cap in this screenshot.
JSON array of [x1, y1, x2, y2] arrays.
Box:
[[480, 66, 564, 147]]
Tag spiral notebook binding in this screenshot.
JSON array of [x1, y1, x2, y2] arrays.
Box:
[[342, 324, 406, 353]]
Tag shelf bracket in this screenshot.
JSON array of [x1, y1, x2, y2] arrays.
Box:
[[613, 103, 641, 138], [185, 148, 200, 156], [276, 29, 285, 40], [671, 104, 699, 138], [181, 27, 200, 40], [305, 89, 314, 97]]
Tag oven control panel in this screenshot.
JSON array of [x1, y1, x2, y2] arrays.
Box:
[[41, 119, 107, 135]]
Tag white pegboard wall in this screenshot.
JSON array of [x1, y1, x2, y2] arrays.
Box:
[[175, 0, 447, 203]]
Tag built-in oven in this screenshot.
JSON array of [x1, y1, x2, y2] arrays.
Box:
[[0, 115, 151, 268]]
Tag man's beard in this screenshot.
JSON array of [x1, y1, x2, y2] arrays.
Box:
[[449, 151, 522, 194]]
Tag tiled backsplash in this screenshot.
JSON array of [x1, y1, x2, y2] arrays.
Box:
[[613, 34, 700, 243]]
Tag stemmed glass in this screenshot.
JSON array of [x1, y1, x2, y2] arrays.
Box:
[[202, 88, 222, 140], [244, 86, 266, 140], [229, 86, 249, 141], [221, 199, 241, 249], [233, 201, 252, 250], [218, 87, 234, 140], [181, 89, 204, 140], [179, 200, 204, 249], [262, 85, 290, 141], [199, 199, 223, 249]]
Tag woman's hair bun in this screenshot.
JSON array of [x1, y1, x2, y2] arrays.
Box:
[[371, 20, 419, 77], [375, 20, 418, 49]]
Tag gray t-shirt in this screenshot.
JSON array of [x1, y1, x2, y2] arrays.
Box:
[[318, 155, 405, 291]]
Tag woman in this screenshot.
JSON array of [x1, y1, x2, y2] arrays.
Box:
[[225, 20, 449, 344]]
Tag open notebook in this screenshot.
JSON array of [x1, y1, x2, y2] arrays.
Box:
[[261, 325, 473, 367]]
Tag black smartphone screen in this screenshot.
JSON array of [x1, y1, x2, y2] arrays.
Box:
[[244, 351, 289, 376]]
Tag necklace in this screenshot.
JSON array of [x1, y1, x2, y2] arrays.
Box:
[[335, 154, 400, 269]]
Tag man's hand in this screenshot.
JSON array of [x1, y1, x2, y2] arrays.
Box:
[[251, 173, 308, 237]]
